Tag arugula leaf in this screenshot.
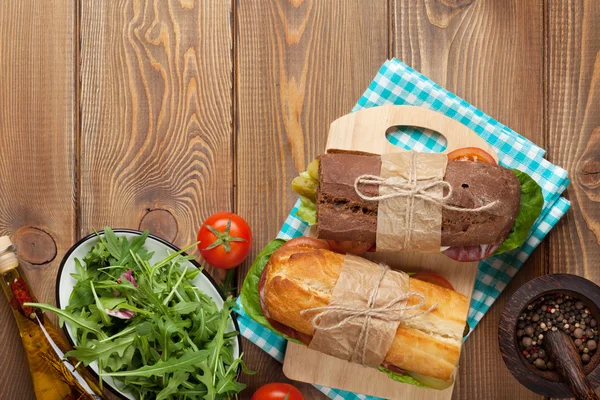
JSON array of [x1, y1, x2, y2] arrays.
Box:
[[66, 336, 134, 366], [71, 258, 91, 282], [196, 361, 217, 400], [215, 369, 246, 395], [495, 169, 544, 254], [101, 350, 209, 377], [155, 371, 189, 400], [102, 227, 124, 261], [120, 229, 149, 266], [90, 281, 112, 326], [100, 297, 127, 310], [172, 301, 200, 315], [24, 302, 104, 338], [105, 344, 136, 372]]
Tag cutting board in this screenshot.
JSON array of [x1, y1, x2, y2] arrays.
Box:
[[283, 105, 498, 400]]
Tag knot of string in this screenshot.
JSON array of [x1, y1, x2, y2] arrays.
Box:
[[301, 264, 437, 366]]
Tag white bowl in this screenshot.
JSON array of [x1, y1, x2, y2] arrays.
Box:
[[56, 229, 241, 400]]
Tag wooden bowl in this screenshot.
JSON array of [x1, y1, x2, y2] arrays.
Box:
[[498, 274, 600, 398]]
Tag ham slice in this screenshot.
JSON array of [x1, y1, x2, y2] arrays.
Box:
[[443, 243, 500, 261]]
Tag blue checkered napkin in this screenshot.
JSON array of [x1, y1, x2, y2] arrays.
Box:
[[236, 59, 570, 400]]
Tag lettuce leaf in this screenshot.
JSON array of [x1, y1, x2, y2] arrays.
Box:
[[495, 169, 544, 255], [240, 239, 301, 343], [295, 196, 317, 225], [378, 367, 429, 388]]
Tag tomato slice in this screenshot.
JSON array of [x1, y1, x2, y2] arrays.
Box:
[[282, 237, 330, 250], [326, 240, 374, 256], [447, 147, 496, 164], [411, 272, 455, 291]]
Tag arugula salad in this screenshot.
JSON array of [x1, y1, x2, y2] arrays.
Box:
[[28, 228, 249, 400]]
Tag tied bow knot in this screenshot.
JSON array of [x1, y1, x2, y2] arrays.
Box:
[[353, 174, 499, 213], [301, 263, 437, 366]]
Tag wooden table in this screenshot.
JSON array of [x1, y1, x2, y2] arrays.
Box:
[[0, 1, 598, 399]]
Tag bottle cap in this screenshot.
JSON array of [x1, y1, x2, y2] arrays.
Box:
[[0, 236, 12, 253]]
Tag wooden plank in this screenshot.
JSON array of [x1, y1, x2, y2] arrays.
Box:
[[79, 0, 233, 282], [545, 1, 600, 278], [392, 1, 546, 399], [545, 2, 600, 397], [0, 1, 76, 399], [236, 0, 388, 397]]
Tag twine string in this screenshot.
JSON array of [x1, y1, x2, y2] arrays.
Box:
[[353, 153, 498, 214]]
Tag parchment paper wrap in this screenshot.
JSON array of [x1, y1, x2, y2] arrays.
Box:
[[376, 151, 448, 252], [308, 254, 409, 367]]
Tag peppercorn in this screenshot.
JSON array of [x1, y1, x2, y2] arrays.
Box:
[[517, 293, 598, 371], [538, 349, 545, 358], [533, 358, 546, 369], [582, 354, 591, 363], [586, 329, 594, 338]]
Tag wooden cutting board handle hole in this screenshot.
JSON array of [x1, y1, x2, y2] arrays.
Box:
[[326, 106, 498, 161], [385, 125, 448, 152]]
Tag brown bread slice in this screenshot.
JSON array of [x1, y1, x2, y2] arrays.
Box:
[[316, 151, 521, 247]]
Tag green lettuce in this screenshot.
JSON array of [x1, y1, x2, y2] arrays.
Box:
[[240, 239, 300, 343], [295, 196, 317, 225], [378, 367, 429, 388], [495, 169, 544, 254]]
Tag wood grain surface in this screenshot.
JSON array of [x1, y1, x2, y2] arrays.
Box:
[[393, 1, 546, 399], [0, 0, 599, 399], [546, 2, 600, 398], [79, 0, 233, 282], [0, 1, 76, 399], [545, 1, 600, 279]]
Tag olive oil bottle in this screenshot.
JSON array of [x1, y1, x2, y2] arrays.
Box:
[[0, 236, 103, 399]]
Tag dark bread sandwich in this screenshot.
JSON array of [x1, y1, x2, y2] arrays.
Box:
[[292, 148, 544, 261]]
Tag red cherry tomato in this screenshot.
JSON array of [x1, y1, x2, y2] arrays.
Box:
[[281, 237, 330, 250], [447, 147, 496, 164], [411, 272, 455, 291], [251, 383, 305, 400], [197, 212, 252, 269], [326, 240, 374, 256]]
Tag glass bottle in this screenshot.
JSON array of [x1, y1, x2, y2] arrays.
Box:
[[0, 235, 103, 399]]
